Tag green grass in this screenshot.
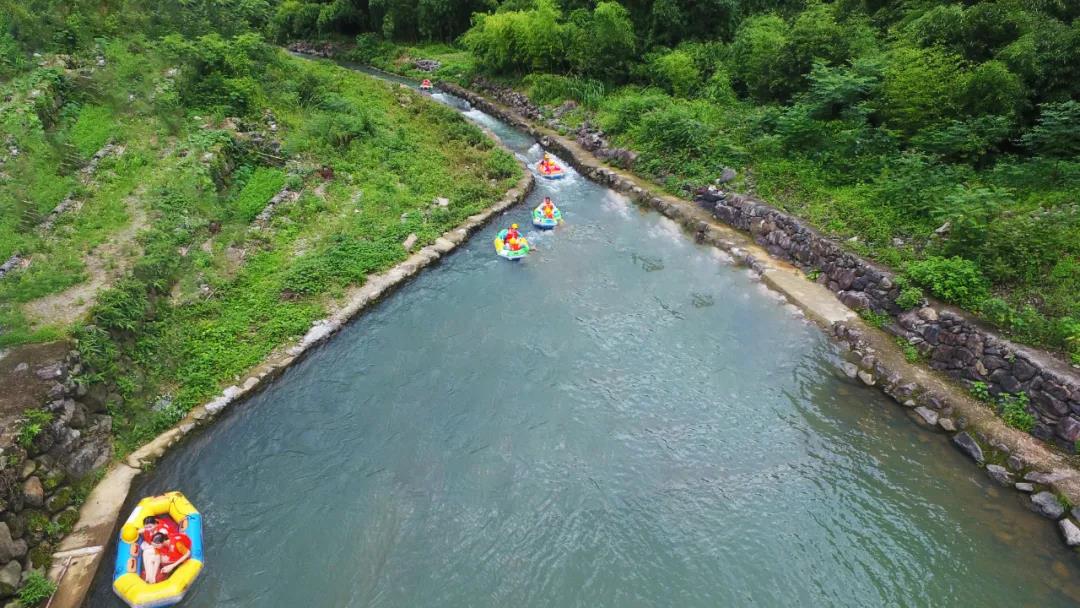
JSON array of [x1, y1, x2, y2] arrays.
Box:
[[231, 167, 286, 221], [69, 104, 116, 157]]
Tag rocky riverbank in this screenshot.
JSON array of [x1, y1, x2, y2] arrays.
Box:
[[0, 345, 112, 605], [695, 188, 1080, 451]]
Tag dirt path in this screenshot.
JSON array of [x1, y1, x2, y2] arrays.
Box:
[[23, 191, 149, 327]]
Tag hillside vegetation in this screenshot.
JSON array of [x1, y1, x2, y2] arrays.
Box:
[[0, 2, 521, 451], [264, 0, 1080, 364]]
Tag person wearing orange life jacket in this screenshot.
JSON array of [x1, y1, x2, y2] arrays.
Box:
[[541, 197, 556, 219]]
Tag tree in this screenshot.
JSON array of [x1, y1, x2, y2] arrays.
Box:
[[878, 45, 966, 136], [727, 13, 789, 102], [568, 1, 636, 81], [962, 60, 1024, 119], [1021, 101, 1080, 158], [647, 49, 700, 97]]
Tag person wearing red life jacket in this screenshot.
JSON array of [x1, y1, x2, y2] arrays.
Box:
[[142, 531, 192, 583], [505, 223, 521, 242], [140, 515, 179, 544]]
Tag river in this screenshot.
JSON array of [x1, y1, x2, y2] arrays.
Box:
[[86, 66, 1080, 607]]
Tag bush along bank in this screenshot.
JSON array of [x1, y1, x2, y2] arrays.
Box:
[[429, 79, 1080, 554]]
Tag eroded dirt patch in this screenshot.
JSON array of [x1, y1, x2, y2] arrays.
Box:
[[23, 193, 149, 328], [0, 340, 71, 445]]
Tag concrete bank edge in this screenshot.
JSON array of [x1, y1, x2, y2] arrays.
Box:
[[44, 115, 536, 607]]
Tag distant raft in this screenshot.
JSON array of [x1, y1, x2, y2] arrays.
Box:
[[537, 159, 565, 180], [532, 203, 563, 229], [113, 492, 204, 608], [420, 78, 433, 91], [494, 229, 530, 260]]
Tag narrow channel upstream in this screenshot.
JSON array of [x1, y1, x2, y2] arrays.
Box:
[[87, 68, 1080, 607]]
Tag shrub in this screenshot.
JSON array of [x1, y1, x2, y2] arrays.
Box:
[[896, 286, 924, 310], [17, 409, 53, 449], [728, 14, 790, 102], [523, 73, 606, 109], [906, 256, 990, 309], [1064, 317, 1080, 365], [970, 381, 991, 402], [1021, 101, 1080, 158], [879, 45, 966, 135], [350, 32, 397, 65], [566, 1, 635, 80], [18, 570, 57, 606], [306, 111, 376, 150], [92, 279, 149, 333], [647, 49, 701, 98], [281, 234, 402, 296], [596, 88, 671, 135], [859, 308, 890, 329], [998, 392, 1035, 432], [483, 149, 518, 180]]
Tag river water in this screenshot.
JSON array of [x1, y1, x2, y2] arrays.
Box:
[[86, 68, 1080, 607]]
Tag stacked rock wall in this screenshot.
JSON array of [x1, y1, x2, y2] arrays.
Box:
[[696, 188, 1080, 449], [0, 350, 111, 604]]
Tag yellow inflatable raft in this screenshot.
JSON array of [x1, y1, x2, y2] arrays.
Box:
[[113, 491, 204, 608]]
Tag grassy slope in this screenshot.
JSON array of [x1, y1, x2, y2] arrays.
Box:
[[0, 38, 521, 453]]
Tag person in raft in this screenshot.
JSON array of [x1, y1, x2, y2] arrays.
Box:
[[140, 515, 178, 544], [142, 531, 192, 583], [541, 197, 556, 218], [505, 223, 521, 242], [540, 153, 554, 171]]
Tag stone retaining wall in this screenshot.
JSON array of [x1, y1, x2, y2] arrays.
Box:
[[696, 188, 1080, 450], [0, 351, 111, 604]]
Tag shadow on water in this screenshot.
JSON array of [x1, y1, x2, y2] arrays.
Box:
[[86, 63, 1080, 608]]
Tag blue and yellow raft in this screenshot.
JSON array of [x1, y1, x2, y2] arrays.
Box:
[[113, 491, 204, 608]]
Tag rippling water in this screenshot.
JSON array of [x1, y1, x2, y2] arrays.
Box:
[[87, 70, 1080, 607]]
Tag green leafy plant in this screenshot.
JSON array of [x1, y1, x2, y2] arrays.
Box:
[[18, 570, 58, 606], [894, 336, 922, 363], [17, 409, 54, 449], [806, 268, 821, 281], [859, 308, 891, 329], [969, 381, 991, 402], [906, 256, 990, 309], [997, 392, 1035, 432], [895, 285, 924, 310]]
